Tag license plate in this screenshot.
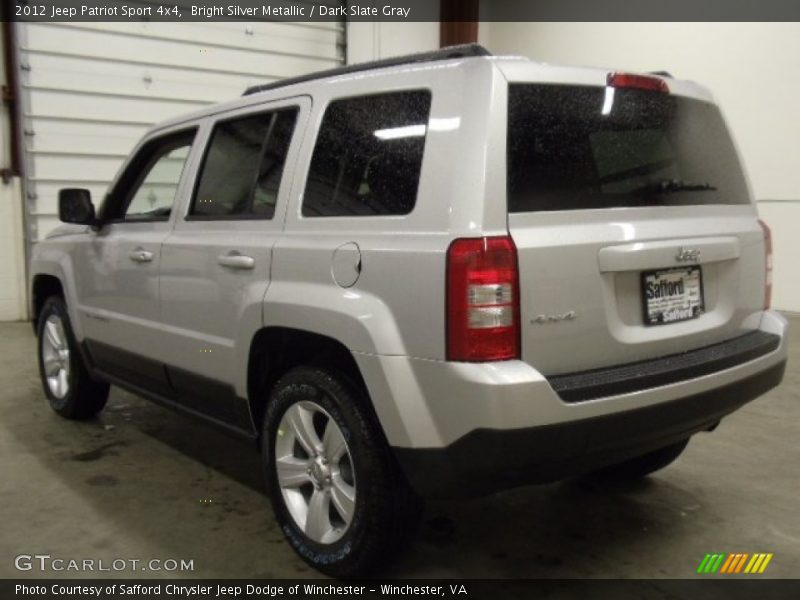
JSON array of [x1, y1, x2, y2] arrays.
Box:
[[641, 266, 705, 326]]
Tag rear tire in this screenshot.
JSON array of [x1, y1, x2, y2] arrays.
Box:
[[588, 439, 690, 481], [37, 296, 109, 420], [263, 366, 420, 578]]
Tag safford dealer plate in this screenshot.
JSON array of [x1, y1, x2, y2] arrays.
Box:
[[642, 266, 705, 326]]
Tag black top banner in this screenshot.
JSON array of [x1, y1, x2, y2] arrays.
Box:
[[6, 0, 800, 22]]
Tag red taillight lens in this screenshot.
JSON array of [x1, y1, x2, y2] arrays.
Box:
[[607, 72, 669, 93], [759, 219, 773, 309], [446, 236, 520, 362]]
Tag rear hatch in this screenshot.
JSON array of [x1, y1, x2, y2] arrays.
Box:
[[505, 73, 767, 376]]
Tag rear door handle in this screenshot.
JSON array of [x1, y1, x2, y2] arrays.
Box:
[[129, 248, 154, 263], [217, 252, 255, 270]]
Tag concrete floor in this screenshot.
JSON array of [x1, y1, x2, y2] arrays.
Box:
[[0, 317, 798, 579]]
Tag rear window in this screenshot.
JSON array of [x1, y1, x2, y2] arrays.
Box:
[[302, 90, 431, 217], [507, 84, 750, 212]]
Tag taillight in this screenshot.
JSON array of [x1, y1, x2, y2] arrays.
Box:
[[759, 219, 773, 309], [607, 72, 669, 93], [446, 236, 520, 362]]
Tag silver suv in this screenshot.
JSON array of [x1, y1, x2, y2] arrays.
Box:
[[29, 45, 788, 576]]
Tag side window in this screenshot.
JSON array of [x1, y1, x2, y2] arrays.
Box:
[[253, 111, 298, 216], [302, 90, 432, 217], [106, 129, 196, 222], [191, 108, 298, 219]]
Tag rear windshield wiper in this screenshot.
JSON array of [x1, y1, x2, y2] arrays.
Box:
[[634, 179, 717, 194]]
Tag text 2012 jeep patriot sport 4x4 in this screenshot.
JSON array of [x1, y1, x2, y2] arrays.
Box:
[[30, 45, 788, 576]]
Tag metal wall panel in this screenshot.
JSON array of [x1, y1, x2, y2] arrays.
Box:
[[17, 17, 345, 240]]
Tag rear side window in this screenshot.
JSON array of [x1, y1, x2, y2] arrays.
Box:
[[191, 108, 298, 219], [507, 84, 750, 212], [302, 91, 431, 217]]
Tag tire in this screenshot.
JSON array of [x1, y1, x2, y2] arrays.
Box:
[[589, 438, 690, 482], [263, 366, 420, 578], [37, 296, 109, 419]]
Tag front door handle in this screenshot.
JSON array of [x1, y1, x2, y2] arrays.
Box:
[[218, 252, 255, 270], [129, 248, 154, 263]]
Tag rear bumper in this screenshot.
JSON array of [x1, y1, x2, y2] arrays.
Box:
[[395, 360, 786, 497], [549, 330, 780, 403], [353, 311, 789, 497]]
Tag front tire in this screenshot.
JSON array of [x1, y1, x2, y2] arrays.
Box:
[[37, 296, 109, 419], [263, 366, 420, 577]]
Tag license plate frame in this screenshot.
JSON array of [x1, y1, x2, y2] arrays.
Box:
[[641, 266, 705, 326]]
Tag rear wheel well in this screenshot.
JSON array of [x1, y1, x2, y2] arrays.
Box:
[[31, 275, 64, 330], [247, 327, 369, 441]]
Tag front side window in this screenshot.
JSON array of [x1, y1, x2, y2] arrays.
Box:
[[105, 129, 196, 222], [191, 108, 298, 219], [302, 90, 432, 217]]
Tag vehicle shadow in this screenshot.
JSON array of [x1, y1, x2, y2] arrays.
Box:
[[104, 396, 266, 493], [0, 349, 705, 579], [388, 472, 703, 578], [106, 390, 703, 579], [104, 390, 704, 579]]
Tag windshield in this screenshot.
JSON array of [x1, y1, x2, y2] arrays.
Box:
[[507, 84, 750, 212]]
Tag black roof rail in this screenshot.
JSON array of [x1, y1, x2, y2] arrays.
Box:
[[649, 71, 674, 78], [243, 43, 492, 96]]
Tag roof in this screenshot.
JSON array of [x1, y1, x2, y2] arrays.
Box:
[[243, 44, 492, 96], [146, 48, 710, 137]]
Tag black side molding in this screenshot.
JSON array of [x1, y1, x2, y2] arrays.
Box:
[[84, 339, 173, 397], [549, 331, 781, 403], [82, 340, 257, 441]]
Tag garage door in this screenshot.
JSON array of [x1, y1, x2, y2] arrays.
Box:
[[15, 17, 345, 241]]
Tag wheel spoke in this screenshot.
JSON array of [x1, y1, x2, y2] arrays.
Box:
[[44, 356, 61, 376], [275, 456, 311, 489], [322, 418, 347, 461], [55, 320, 67, 350], [305, 489, 333, 542], [330, 475, 356, 525], [45, 321, 61, 349], [285, 404, 322, 455], [57, 368, 68, 397]]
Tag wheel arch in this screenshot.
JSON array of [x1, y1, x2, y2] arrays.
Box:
[[246, 327, 371, 443], [31, 273, 65, 331]]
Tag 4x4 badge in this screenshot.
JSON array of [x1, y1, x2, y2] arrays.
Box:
[[676, 247, 701, 262], [532, 311, 577, 324]]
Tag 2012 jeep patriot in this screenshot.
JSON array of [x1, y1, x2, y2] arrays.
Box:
[[29, 45, 788, 576]]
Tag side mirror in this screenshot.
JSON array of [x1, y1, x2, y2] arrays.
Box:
[[58, 188, 96, 225]]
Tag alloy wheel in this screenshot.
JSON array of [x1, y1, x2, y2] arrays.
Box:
[[275, 400, 356, 544], [41, 314, 70, 399]]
